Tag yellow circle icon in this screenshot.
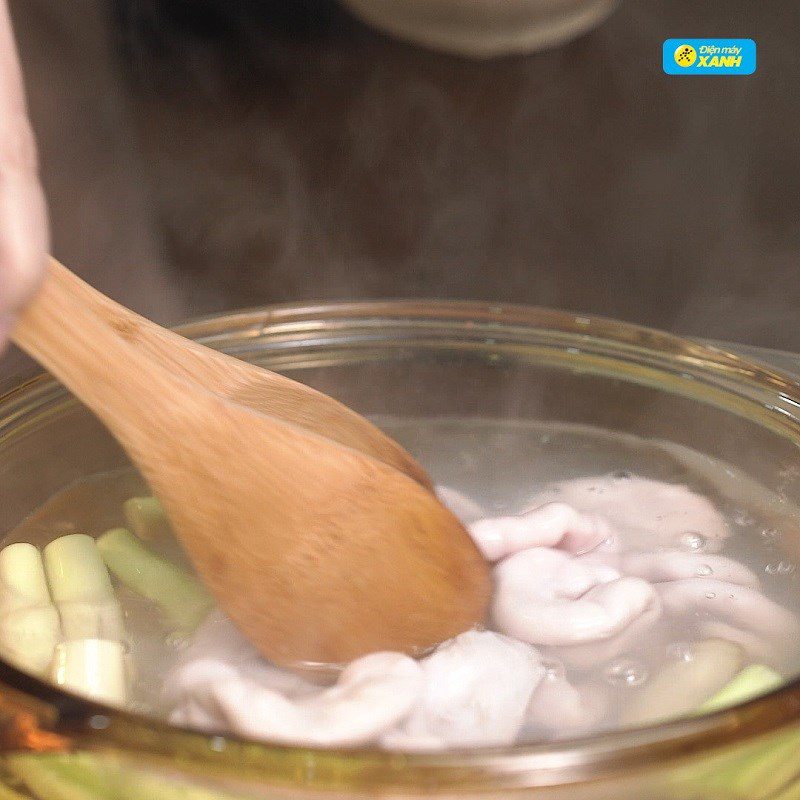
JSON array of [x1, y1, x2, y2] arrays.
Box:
[[674, 44, 697, 67]]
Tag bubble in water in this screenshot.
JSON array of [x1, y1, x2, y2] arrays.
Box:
[[765, 561, 796, 575], [542, 659, 565, 681], [677, 531, 708, 553], [667, 642, 694, 662], [705, 592, 717, 599], [732, 509, 755, 527], [604, 659, 648, 688], [696, 564, 713, 576]]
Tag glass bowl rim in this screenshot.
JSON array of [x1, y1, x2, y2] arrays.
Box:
[[2, 298, 800, 791]]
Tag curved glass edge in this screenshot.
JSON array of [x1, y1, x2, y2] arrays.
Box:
[[709, 340, 800, 383]]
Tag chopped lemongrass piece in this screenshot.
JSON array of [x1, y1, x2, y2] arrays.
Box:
[[43, 535, 124, 641], [97, 528, 213, 633], [123, 496, 172, 543], [51, 639, 127, 706], [0, 543, 61, 676], [698, 664, 783, 714], [0, 542, 51, 605]]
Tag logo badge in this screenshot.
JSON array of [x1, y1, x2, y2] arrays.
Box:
[[663, 39, 756, 75], [674, 44, 697, 67]]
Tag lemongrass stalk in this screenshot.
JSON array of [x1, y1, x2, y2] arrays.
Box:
[[117, 766, 243, 800], [4, 755, 107, 800], [97, 528, 213, 633], [712, 733, 800, 798], [123, 496, 172, 543], [0, 543, 61, 676], [7, 753, 242, 800], [28, 754, 122, 799], [43, 535, 124, 641], [685, 665, 789, 797], [20, 754, 119, 798], [0, 543, 51, 606], [50, 639, 127, 706], [671, 673, 800, 799], [698, 663, 783, 714]]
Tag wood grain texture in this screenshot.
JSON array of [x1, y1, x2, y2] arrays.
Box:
[[12, 260, 491, 664], [40, 260, 432, 489]]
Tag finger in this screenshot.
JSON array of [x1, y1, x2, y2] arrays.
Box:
[[0, 1, 49, 313], [0, 310, 12, 347]]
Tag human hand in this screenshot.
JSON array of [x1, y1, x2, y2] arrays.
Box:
[[0, 1, 49, 351]]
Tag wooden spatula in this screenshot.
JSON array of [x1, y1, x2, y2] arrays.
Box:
[[12, 259, 491, 665]]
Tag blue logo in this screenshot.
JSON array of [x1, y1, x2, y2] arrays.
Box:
[[663, 39, 756, 75]]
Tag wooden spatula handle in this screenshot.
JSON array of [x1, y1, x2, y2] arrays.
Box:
[[12, 259, 179, 440]]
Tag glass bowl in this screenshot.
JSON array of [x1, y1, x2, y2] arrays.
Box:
[[2, 301, 800, 800]]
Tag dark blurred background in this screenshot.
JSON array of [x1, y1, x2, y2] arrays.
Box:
[[6, 0, 800, 358]]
